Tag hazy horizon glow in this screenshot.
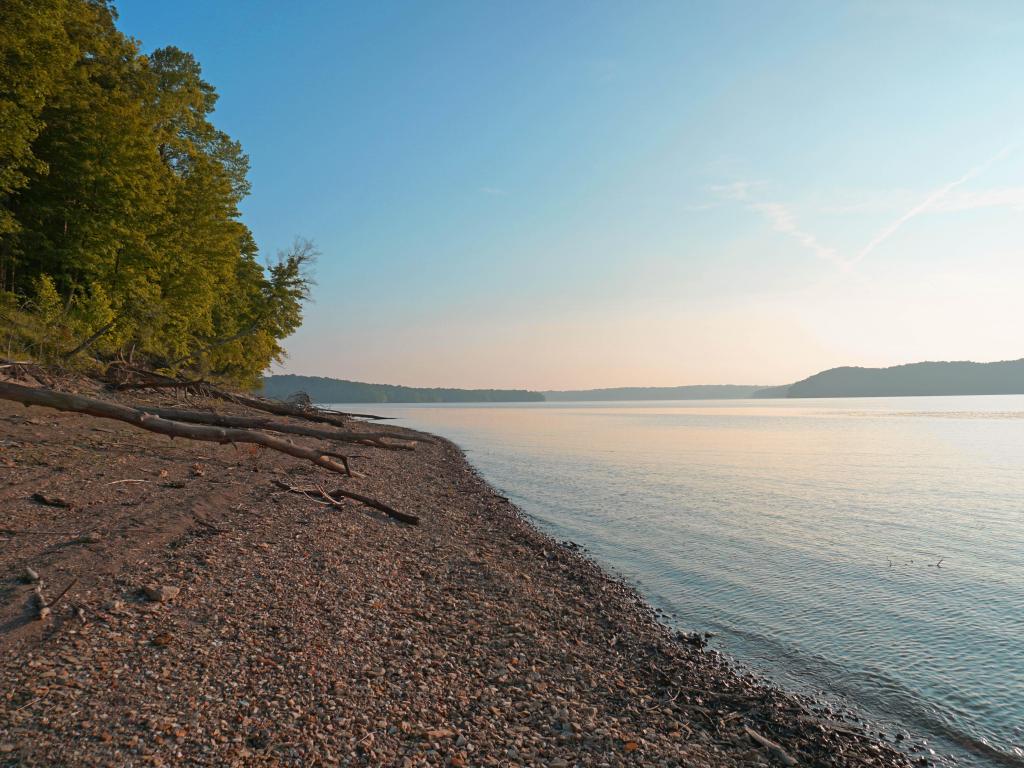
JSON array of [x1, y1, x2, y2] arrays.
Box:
[[117, 1, 1024, 389]]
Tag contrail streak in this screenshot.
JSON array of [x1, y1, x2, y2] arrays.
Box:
[[850, 144, 1014, 267]]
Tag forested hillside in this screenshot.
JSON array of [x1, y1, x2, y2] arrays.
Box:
[[754, 359, 1024, 398], [0, 1, 312, 385], [261, 375, 544, 403]]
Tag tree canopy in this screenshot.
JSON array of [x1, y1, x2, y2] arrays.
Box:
[[0, 0, 313, 385]]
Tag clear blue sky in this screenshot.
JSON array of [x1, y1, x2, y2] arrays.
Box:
[[117, 0, 1024, 388]]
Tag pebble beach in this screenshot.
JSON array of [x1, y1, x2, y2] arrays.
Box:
[[0, 383, 916, 767]]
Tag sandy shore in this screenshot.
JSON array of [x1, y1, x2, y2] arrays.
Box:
[[0, 381, 916, 767]]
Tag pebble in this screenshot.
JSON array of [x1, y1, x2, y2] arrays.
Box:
[[142, 584, 180, 603]]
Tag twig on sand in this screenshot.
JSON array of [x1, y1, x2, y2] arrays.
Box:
[[14, 693, 47, 713], [47, 577, 78, 609], [315, 484, 345, 508], [276, 481, 331, 506], [744, 725, 797, 766]]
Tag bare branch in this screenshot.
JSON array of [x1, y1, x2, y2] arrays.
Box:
[[272, 479, 419, 526]]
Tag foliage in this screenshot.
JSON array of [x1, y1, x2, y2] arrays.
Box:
[[0, 1, 313, 384], [0, 0, 78, 237]]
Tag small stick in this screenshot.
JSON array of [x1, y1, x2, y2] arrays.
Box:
[[273, 480, 330, 506], [14, 694, 45, 713], [106, 479, 150, 485], [47, 577, 78, 609], [744, 725, 797, 766], [315, 484, 345, 508]]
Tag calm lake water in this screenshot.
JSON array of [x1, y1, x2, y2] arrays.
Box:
[[329, 397, 1024, 767]]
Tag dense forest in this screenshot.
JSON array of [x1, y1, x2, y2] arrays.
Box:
[[261, 375, 544, 404], [0, 0, 312, 385]]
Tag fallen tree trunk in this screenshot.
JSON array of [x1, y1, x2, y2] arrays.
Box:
[[209, 388, 392, 424], [138, 405, 425, 449], [104, 364, 390, 422], [0, 381, 421, 524], [0, 381, 357, 477]]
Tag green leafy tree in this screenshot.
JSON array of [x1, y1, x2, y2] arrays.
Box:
[[8, 1, 165, 299], [0, 0, 77, 286], [0, 1, 315, 384]]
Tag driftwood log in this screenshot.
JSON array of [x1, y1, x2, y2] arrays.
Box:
[[273, 480, 419, 525], [0, 381, 359, 477], [1, 380, 422, 524], [207, 389, 391, 425], [105, 366, 389, 423], [134, 405, 424, 450], [323, 485, 420, 525]]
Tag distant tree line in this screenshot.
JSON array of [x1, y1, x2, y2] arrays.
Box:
[[261, 375, 545, 404], [0, 0, 313, 385], [544, 385, 765, 401]]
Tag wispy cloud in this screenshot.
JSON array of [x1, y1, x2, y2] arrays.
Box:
[[480, 186, 507, 196], [712, 181, 844, 267], [849, 144, 1013, 266], [751, 202, 843, 266]]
